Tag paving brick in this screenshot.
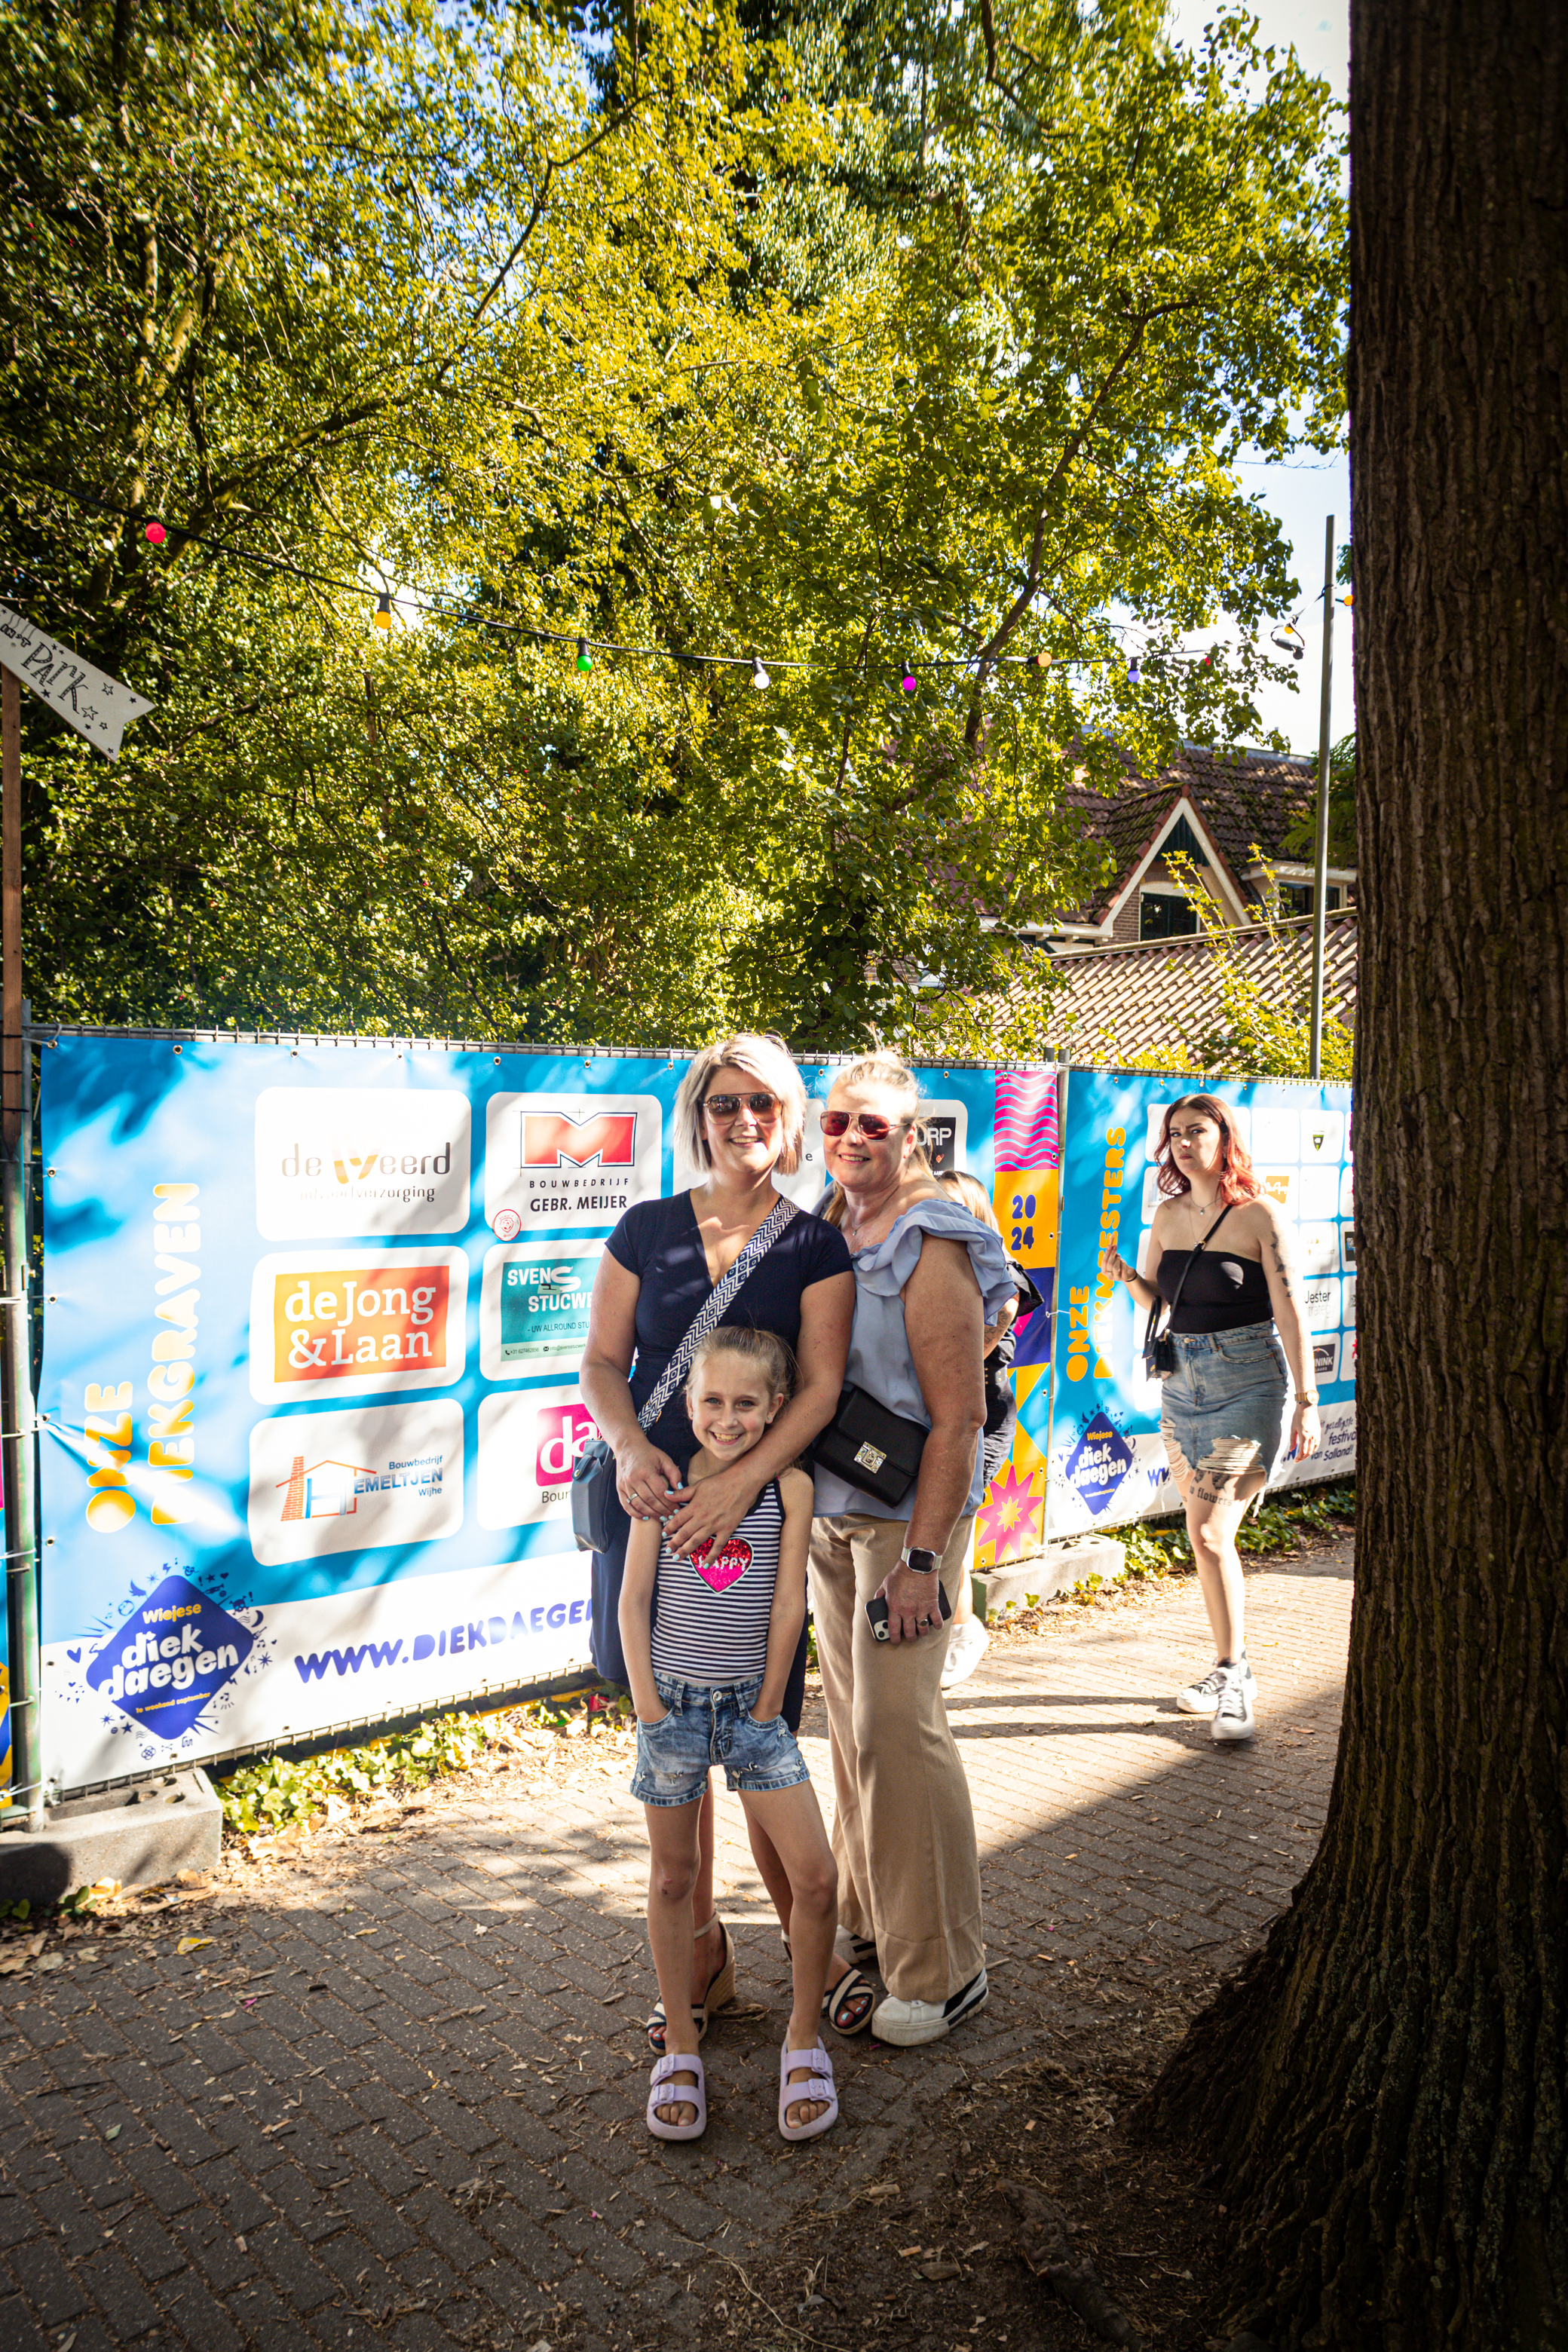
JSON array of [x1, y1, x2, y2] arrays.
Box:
[[77, 2243, 161, 2338], [5, 2235, 89, 2324], [253, 2219, 338, 2311], [0, 2290, 50, 2352]]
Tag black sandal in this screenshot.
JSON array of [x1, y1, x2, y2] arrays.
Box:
[[822, 1959, 876, 2036], [782, 1933, 877, 2037]]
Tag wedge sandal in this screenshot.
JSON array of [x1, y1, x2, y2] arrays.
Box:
[[647, 1917, 735, 2056]]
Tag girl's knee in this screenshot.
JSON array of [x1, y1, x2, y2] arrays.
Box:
[[652, 1855, 697, 1906], [792, 1854, 838, 1919]]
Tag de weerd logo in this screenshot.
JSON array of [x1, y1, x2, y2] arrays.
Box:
[[87, 1570, 254, 1739], [522, 1110, 637, 1170], [256, 1087, 471, 1239]]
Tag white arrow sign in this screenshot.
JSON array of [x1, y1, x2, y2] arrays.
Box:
[[0, 603, 154, 760]]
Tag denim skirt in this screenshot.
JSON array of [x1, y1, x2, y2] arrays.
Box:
[[1159, 1323, 1288, 1481]]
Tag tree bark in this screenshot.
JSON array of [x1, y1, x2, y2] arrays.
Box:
[[1144, 3, 1568, 2346]]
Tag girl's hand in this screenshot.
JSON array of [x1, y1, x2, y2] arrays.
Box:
[[614, 1432, 688, 1521], [636, 1704, 671, 1726], [663, 1464, 764, 1560], [1290, 1401, 1322, 1460], [1099, 1245, 1137, 1288]]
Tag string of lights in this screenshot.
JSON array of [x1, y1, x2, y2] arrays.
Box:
[[131, 515, 1261, 691], [7, 464, 1297, 694]]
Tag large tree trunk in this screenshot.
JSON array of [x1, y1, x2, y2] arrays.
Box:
[[1145, 3, 1568, 2345]]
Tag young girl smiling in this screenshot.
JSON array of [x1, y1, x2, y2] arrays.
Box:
[[619, 1327, 840, 2144]]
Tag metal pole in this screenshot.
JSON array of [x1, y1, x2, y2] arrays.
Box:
[[1309, 514, 1337, 1080], [2, 661, 42, 1829]]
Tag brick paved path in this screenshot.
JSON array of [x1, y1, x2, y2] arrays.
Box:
[[0, 1544, 1352, 2351]]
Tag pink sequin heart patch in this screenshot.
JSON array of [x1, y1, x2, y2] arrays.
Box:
[[690, 1536, 752, 1594]]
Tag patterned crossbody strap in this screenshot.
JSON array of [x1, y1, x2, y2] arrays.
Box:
[[637, 1197, 800, 1430]]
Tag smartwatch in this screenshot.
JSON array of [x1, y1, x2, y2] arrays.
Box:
[[900, 1546, 940, 1576]]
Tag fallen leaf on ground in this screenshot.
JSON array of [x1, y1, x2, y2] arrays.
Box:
[[176, 1936, 213, 1955]]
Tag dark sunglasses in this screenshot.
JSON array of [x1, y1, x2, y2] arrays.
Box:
[[820, 1110, 907, 1141], [703, 1092, 781, 1119]]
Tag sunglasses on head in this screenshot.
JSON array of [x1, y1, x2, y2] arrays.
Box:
[[703, 1092, 781, 1119], [820, 1110, 907, 1141]]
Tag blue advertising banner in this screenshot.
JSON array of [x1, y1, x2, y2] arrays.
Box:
[[1046, 1069, 1355, 1539], [36, 1035, 1025, 1789]]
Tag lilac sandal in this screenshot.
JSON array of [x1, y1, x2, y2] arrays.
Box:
[[647, 2050, 706, 2142], [778, 2040, 838, 2142]]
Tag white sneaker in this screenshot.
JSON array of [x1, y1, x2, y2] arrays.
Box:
[[941, 1619, 990, 1689], [1211, 1661, 1257, 1743], [1177, 1655, 1253, 1717], [871, 1968, 989, 2047]]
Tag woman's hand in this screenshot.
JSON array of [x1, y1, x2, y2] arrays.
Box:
[[614, 1432, 688, 1521], [1099, 1245, 1138, 1287], [662, 1464, 766, 1559], [636, 1704, 671, 1726], [1290, 1401, 1322, 1461]]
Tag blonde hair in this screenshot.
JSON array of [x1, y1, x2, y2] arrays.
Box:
[[936, 1168, 1001, 1235], [685, 1325, 797, 1404], [820, 1050, 934, 1229], [675, 1034, 807, 1175]]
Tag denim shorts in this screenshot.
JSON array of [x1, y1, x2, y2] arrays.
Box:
[[1159, 1324, 1288, 1481], [629, 1671, 812, 1808]]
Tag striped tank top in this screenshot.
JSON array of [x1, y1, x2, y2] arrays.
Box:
[[650, 1477, 785, 1685]]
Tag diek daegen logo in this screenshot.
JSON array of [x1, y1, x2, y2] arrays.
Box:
[[1064, 1411, 1135, 1517], [521, 1111, 637, 1170], [86, 1572, 254, 1738]]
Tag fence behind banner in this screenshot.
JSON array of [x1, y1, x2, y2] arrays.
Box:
[[23, 1033, 1350, 1796]]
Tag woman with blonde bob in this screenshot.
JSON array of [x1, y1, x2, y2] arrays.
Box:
[[1099, 1092, 1321, 1742], [810, 1051, 1014, 2046], [580, 1033, 857, 2049]]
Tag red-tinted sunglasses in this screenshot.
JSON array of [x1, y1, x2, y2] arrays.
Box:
[[820, 1110, 907, 1141]]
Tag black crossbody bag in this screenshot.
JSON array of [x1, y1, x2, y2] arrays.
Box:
[[810, 1383, 929, 1510], [1143, 1203, 1233, 1378]]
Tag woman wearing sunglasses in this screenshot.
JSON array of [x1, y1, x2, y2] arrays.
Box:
[[580, 1034, 858, 2050], [810, 1052, 1014, 2047]]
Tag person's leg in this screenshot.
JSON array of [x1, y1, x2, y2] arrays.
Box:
[[643, 1799, 705, 2128], [690, 1780, 724, 2002], [845, 1514, 985, 2007], [809, 1516, 877, 1946], [1185, 1453, 1267, 1661], [745, 1807, 796, 1928], [742, 1781, 839, 2130]]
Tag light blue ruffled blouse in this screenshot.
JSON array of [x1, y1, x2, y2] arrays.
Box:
[[813, 1198, 1016, 1522]]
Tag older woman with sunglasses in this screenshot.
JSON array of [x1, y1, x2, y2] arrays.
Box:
[[810, 1052, 1014, 2048], [580, 1034, 859, 2048]]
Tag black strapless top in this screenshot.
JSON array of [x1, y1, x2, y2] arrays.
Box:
[[1156, 1245, 1272, 1333]]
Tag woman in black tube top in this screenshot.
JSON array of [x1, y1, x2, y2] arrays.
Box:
[[1098, 1093, 1320, 1744]]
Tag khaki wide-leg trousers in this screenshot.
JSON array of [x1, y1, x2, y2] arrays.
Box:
[[809, 1512, 985, 2005]]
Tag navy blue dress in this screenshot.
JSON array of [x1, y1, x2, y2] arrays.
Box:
[[590, 1192, 853, 1710]]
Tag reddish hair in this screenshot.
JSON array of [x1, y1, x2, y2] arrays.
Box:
[[1155, 1094, 1263, 1207]]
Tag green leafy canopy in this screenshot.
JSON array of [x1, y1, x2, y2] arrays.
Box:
[[1, 0, 1346, 1049]]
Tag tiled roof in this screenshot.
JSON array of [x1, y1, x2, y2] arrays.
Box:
[[1048, 743, 1324, 927], [966, 908, 1358, 1061]]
